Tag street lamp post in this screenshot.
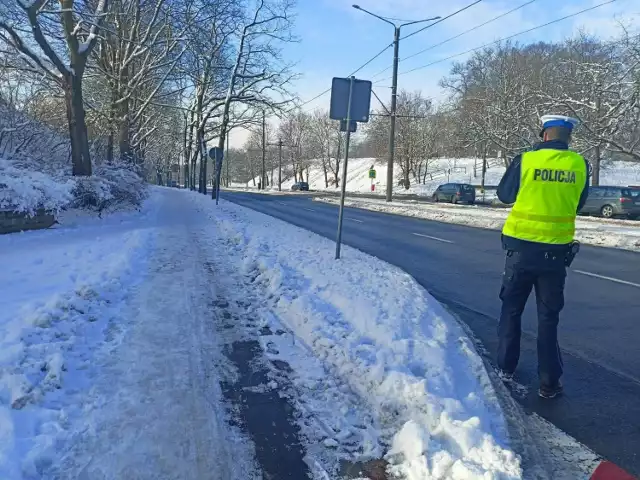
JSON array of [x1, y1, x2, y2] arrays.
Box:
[[352, 5, 439, 202]]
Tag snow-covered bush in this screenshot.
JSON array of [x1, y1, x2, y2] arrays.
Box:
[[1, 156, 147, 218], [0, 158, 75, 215], [71, 163, 148, 215], [1, 102, 148, 219]]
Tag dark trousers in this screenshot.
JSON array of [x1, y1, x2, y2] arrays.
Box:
[[498, 251, 566, 385]]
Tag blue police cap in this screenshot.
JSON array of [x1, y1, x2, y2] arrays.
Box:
[[540, 115, 579, 131]]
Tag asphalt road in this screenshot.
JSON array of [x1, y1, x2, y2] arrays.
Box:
[[221, 190, 640, 475]]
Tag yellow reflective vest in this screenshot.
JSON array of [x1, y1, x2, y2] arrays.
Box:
[[502, 149, 587, 245]]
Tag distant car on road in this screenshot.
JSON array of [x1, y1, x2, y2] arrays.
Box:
[[579, 186, 640, 219], [432, 183, 475, 204], [291, 182, 309, 192]]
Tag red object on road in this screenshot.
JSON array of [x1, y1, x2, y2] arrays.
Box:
[[371, 184, 375, 192], [590, 461, 637, 480]]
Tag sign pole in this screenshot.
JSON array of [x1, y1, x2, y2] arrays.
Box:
[[335, 76, 355, 260], [278, 139, 283, 192]]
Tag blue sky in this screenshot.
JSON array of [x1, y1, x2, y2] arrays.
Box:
[[229, 0, 637, 146]]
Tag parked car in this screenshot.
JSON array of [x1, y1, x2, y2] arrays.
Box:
[[291, 182, 309, 192], [579, 186, 640, 218], [432, 183, 476, 204]]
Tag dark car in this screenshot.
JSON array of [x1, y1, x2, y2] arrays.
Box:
[[579, 186, 640, 218], [291, 182, 309, 192], [432, 183, 476, 204]]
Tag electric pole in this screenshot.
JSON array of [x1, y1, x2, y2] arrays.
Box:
[[278, 140, 282, 191], [353, 5, 439, 202], [268, 139, 290, 191], [387, 26, 400, 203], [261, 111, 266, 190]]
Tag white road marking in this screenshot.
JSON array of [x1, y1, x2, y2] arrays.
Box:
[[349, 218, 364, 223], [303, 207, 316, 212], [412, 233, 454, 244], [277, 201, 287, 205], [573, 270, 640, 289]]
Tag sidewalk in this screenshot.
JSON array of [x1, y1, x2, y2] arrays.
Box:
[[41, 190, 262, 479]]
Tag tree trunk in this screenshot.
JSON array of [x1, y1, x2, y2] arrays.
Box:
[[191, 149, 199, 190], [118, 62, 133, 164], [292, 158, 297, 182], [323, 158, 328, 188], [481, 149, 487, 197], [404, 158, 410, 190], [106, 131, 114, 164], [64, 72, 92, 176], [592, 144, 601, 186], [118, 113, 130, 163], [250, 159, 256, 186]]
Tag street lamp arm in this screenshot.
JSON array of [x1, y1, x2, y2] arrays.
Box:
[[352, 4, 396, 27], [401, 16, 441, 27]]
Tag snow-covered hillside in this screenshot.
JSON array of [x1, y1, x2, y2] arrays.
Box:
[[249, 157, 640, 197]]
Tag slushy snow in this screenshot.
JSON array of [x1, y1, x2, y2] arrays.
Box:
[[188, 192, 523, 478]]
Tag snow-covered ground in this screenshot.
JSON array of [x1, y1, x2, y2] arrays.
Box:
[[191, 193, 523, 479], [244, 156, 640, 198], [0, 200, 159, 478], [1, 187, 603, 479], [0, 190, 260, 479], [314, 197, 640, 252]]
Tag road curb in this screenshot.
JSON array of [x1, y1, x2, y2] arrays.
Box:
[[590, 461, 637, 479]]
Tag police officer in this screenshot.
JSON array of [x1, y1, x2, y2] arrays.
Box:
[[496, 115, 589, 399]]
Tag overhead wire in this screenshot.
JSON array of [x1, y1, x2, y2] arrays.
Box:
[[293, 1, 483, 112], [291, 42, 393, 112], [294, 0, 620, 112], [371, 0, 539, 79], [399, 0, 483, 41], [376, 0, 620, 83]]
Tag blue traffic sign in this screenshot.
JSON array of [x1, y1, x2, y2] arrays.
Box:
[[330, 77, 372, 123]]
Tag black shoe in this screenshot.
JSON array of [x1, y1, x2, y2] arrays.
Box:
[[538, 381, 563, 399]]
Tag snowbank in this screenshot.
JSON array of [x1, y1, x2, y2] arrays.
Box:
[[188, 193, 522, 479], [0, 158, 75, 215], [249, 156, 640, 198], [0, 190, 160, 478], [315, 196, 640, 252], [250, 157, 505, 197]]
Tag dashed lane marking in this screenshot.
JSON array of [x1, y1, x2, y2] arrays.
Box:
[[412, 232, 454, 244], [573, 270, 640, 289]]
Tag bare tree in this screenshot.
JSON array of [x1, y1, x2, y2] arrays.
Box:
[[1, 0, 110, 175], [179, 0, 296, 192]]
